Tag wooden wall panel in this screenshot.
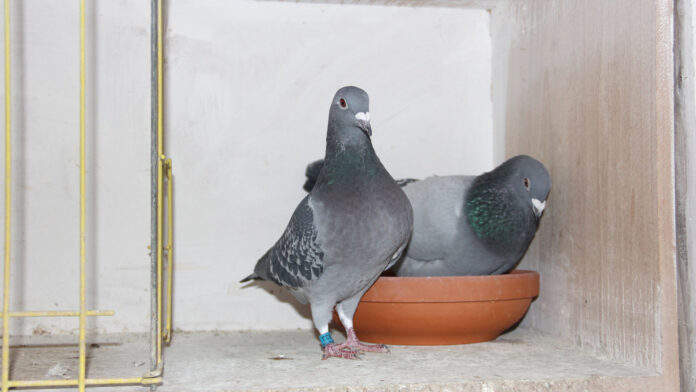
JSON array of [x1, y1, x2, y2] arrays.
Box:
[[674, 0, 696, 389], [496, 0, 678, 385]]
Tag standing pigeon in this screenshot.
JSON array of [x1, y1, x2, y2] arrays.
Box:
[[302, 155, 550, 276], [241, 86, 413, 359]]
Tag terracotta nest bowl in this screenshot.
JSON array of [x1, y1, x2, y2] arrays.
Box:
[[333, 269, 539, 345]]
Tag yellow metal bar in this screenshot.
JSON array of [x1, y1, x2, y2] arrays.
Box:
[[1, 310, 113, 318], [164, 159, 172, 343], [146, 362, 163, 379], [0, 3, 159, 389], [1, 0, 10, 390], [156, 0, 164, 366], [8, 376, 161, 387], [78, 0, 86, 390]]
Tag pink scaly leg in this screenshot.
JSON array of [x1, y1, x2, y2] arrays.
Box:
[[342, 327, 390, 353], [322, 343, 360, 360], [318, 331, 360, 360]]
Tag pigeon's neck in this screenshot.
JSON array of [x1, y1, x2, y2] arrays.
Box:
[[464, 173, 536, 254], [325, 124, 371, 153], [319, 128, 381, 188]]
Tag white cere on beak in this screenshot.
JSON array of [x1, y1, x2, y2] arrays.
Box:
[[355, 112, 369, 122], [532, 198, 546, 215]]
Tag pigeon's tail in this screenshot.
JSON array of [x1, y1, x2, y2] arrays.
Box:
[[303, 159, 325, 192], [240, 273, 262, 283], [303, 159, 419, 192]]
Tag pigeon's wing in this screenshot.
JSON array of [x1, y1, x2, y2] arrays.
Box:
[[399, 176, 473, 262], [303, 159, 325, 192], [304, 159, 418, 192], [254, 196, 325, 288], [392, 176, 481, 277]]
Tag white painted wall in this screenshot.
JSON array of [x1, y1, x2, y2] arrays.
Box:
[[0, 0, 493, 334], [0, 0, 151, 335]]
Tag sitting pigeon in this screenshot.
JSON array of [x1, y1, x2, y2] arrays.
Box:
[[302, 155, 550, 276], [242, 86, 413, 359]]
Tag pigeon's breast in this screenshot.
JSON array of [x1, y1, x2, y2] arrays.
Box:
[[311, 181, 413, 270]]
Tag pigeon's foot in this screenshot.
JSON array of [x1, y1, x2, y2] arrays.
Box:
[[322, 343, 360, 360], [351, 341, 390, 353], [344, 327, 390, 353]]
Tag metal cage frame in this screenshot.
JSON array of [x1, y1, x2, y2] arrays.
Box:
[[0, 0, 173, 390]]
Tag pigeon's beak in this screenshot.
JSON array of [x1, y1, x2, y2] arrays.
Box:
[[531, 198, 546, 218], [355, 112, 372, 137]]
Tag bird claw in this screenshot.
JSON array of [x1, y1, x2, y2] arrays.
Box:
[[349, 342, 390, 354], [376, 344, 390, 353], [341, 328, 390, 354], [322, 352, 359, 360], [339, 346, 359, 354], [322, 343, 360, 360]]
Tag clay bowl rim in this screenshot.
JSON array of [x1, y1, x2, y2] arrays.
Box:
[[361, 269, 539, 303]]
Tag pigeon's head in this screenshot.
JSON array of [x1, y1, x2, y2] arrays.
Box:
[[504, 155, 551, 219], [329, 86, 372, 138]]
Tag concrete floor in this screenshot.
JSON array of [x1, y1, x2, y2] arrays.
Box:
[[7, 328, 659, 391]]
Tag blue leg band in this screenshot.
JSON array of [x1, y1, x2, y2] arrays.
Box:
[[319, 332, 334, 348]]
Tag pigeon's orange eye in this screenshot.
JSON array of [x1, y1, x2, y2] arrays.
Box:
[[339, 98, 348, 109], [523, 177, 530, 190]]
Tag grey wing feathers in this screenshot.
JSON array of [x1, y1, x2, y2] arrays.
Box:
[[303, 160, 325, 192], [303, 159, 418, 192], [254, 196, 324, 288]]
